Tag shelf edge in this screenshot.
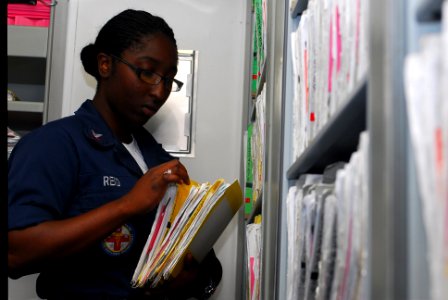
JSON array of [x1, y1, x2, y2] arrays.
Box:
[[8, 101, 44, 113]]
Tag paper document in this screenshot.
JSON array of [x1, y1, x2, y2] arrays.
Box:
[[131, 179, 243, 288]]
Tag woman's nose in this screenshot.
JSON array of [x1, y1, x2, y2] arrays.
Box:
[[150, 81, 171, 102]]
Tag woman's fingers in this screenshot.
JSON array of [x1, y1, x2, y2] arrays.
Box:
[[161, 160, 190, 185]]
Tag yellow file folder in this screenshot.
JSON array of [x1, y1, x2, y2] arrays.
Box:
[[131, 179, 243, 288]]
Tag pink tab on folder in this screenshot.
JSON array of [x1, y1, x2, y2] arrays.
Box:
[[250, 257, 255, 298], [328, 16, 333, 93], [336, 5, 342, 73], [147, 204, 167, 254], [356, 0, 361, 65]]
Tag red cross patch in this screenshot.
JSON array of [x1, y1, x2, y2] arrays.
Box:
[[102, 224, 134, 256]]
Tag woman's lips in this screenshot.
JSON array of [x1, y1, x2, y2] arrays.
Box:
[[142, 105, 157, 117]]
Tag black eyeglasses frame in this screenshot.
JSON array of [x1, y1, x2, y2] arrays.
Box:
[[109, 54, 184, 92]]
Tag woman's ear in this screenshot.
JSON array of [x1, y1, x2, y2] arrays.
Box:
[[97, 53, 113, 78]]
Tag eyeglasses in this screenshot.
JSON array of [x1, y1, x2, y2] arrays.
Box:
[[110, 54, 184, 92]]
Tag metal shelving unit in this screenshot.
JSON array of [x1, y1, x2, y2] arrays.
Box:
[[275, 0, 443, 299], [258, 0, 286, 299], [7, 23, 52, 133]]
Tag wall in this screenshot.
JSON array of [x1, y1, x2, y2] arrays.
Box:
[[9, 0, 250, 299]]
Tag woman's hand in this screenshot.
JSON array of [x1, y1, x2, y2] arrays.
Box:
[[122, 159, 190, 216]]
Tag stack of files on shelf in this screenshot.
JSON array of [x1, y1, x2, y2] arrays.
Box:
[[244, 124, 254, 218], [251, 85, 266, 206], [131, 179, 242, 288], [251, 0, 267, 97], [404, 3, 448, 298], [286, 173, 322, 300], [330, 132, 369, 300], [289, 0, 369, 160], [246, 215, 262, 300], [286, 131, 370, 300], [244, 85, 266, 219]]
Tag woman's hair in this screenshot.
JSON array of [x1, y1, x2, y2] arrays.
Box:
[[80, 9, 177, 80]]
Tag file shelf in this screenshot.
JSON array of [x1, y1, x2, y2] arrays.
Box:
[[287, 78, 367, 179], [243, 0, 272, 299], [244, 0, 268, 222], [279, 0, 446, 299], [278, 0, 371, 297]]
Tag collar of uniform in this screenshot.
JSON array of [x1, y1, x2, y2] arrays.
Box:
[[76, 100, 117, 148], [83, 127, 116, 148]]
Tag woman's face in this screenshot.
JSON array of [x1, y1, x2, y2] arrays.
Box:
[[103, 32, 179, 128]]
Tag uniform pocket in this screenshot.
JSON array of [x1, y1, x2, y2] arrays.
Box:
[[72, 172, 138, 213]]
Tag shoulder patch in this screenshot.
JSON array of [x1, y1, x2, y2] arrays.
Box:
[[102, 224, 134, 256]]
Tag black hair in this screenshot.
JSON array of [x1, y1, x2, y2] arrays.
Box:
[[80, 9, 177, 80]]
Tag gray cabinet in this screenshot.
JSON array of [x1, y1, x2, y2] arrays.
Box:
[[7, 24, 52, 136]]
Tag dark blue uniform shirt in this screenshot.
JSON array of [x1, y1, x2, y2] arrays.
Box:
[[8, 100, 174, 299]]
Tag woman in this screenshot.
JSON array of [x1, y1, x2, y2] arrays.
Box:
[[8, 9, 221, 299]]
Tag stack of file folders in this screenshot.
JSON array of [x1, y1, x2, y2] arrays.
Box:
[[131, 178, 242, 288]]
